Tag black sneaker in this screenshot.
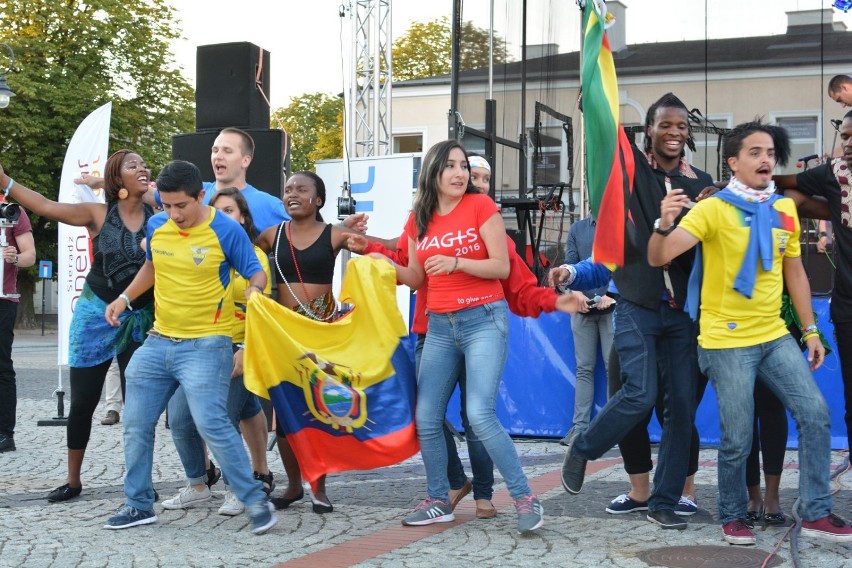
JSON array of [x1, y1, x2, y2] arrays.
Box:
[[205, 461, 221, 489], [560, 443, 587, 495], [647, 509, 688, 530], [0, 434, 15, 453]]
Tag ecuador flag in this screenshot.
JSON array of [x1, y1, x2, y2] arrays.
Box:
[[581, 0, 635, 267], [244, 257, 418, 482]]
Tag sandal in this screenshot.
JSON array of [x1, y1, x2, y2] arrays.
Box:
[[254, 470, 276, 496], [764, 511, 787, 526], [47, 483, 82, 503]]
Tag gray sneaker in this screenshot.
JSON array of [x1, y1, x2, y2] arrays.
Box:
[[247, 500, 277, 535], [162, 485, 211, 510], [402, 498, 454, 526], [103, 505, 157, 530], [514, 495, 544, 534]]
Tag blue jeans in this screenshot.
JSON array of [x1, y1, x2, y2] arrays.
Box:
[[570, 311, 614, 431], [168, 346, 263, 485], [698, 334, 832, 525], [121, 335, 265, 511], [416, 300, 531, 502], [415, 335, 494, 501], [572, 299, 696, 512]]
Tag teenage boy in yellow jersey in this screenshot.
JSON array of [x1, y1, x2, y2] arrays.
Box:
[[648, 120, 851, 546], [102, 160, 276, 534]]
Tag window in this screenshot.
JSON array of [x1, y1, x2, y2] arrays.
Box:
[[392, 134, 423, 154], [772, 113, 820, 175]]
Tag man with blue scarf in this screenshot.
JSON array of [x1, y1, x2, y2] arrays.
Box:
[[648, 120, 852, 546]]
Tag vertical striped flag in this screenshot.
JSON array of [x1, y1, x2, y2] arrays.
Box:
[[580, 0, 635, 267]]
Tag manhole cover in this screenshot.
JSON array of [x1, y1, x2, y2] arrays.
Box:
[[637, 545, 784, 568]]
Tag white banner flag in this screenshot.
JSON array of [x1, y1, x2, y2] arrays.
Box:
[[56, 102, 111, 366]]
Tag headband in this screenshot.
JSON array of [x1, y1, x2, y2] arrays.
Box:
[[467, 156, 491, 172]]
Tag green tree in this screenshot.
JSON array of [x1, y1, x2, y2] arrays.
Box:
[[0, 0, 194, 327], [271, 94, 344, 174], [392, 17, 511, 82]]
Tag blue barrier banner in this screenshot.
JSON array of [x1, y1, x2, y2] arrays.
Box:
[[442, 298, 847, 450]]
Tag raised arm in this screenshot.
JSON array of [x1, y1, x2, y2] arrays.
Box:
[[647, 189, 700, 266], [0, 166, 103, 232]]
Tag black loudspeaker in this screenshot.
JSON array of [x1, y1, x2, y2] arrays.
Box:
[[195, 42, 271, 130], [802, 243, 835, 296], [171, 128, 289, 198]]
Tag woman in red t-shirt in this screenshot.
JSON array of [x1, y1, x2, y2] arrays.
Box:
[[390, 140, 544, 534]]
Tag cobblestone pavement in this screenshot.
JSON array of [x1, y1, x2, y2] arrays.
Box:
[[1, 331, 851, 567]]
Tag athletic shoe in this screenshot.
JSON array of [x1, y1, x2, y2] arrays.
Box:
[[0, 434, 15, 453], [47, 483, 83, 503], [103, 505, 157, 530], [647, 509, 687, 530], [247, 501, 277, 535], [674, 496, 698, 516], [218, 490, 244, 516], [162, 485, 211, 510], [402, 498, 454, 526], [722, 519, 756, 545], [560, 444, 587, 494], [606, 494, 649, 514], [514, 494, 544, 534], [800, 513, 852, 543], [100, 410, 120, 425]]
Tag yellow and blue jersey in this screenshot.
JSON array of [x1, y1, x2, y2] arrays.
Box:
[[232, 245, 272, 344], [146, 206, 263, 339]]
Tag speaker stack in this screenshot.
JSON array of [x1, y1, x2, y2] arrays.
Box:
[[171, 42, 289, 198]]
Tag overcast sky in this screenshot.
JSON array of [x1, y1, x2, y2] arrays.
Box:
[[169, 0, 852, 110]]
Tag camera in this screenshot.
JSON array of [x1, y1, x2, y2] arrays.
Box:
[[0, 202, 20, 223], [337, 195, 357, 220]]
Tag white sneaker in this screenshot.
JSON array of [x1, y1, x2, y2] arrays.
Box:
[[218, 490, 244, 516], [162, 485, 211, 510]]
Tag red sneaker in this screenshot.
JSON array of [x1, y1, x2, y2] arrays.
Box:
[[722, 519, 756, 545], [801, 513, 852, 543]]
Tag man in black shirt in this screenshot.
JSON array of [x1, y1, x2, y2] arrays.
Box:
[[775, 109, 852, 454]]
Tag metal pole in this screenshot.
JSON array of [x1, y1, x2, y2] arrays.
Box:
[[41, 281, 45, 336]]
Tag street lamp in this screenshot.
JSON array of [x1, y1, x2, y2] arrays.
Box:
[[0, 43, 16, 109]]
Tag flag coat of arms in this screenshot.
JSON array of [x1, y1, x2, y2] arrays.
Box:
[[580, 0, 636, 267], [244, 257, 418, 482]]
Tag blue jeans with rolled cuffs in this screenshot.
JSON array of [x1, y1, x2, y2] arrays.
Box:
[[416, 300, 532, 503], [698, 334, 832, 525], [121, 334, 266, 512]]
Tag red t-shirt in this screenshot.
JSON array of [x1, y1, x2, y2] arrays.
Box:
[[2, 208, 32, 302], [404, 193, 505, 314]]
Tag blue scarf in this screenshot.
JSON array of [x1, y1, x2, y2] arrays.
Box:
[[685, 187, 780, 321]]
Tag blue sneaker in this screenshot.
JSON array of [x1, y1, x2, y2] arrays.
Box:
[[247, 501, 277, 535], [514, 494, 544, 534], [103, 505, 157, 530], [606, 494, 649, 514], [675, 496, 698, 517]]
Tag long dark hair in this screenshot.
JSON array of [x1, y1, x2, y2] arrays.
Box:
[[209, 187, 259, 243], [413, 140, 475, 239]]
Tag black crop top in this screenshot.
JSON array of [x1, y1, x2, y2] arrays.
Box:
[[86, 201, 155, 305], [273, 222, 335, 285]]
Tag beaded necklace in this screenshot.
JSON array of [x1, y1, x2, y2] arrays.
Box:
[[272, 221, 337, 322]]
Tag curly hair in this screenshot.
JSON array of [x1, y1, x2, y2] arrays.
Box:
[[102, 149, 134, 202], [723, 119, 791, 168]]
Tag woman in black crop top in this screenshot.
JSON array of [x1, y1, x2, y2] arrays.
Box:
[[257, 171, 360, 514], [3, 150, 155, 503]]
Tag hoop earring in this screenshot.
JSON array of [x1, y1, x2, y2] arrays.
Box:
[[117, 188, 129, 200]]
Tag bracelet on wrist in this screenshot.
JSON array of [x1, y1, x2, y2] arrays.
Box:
[[118, 293, 133, 311], [818, 232, 828, 238], [449, 256, 459, 274], [801, 332, 820, 344], [3, 177, 14, 197], [801, 324, 818, 334]]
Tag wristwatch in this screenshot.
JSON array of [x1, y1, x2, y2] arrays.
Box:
[[653, 218, 676, 236]]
